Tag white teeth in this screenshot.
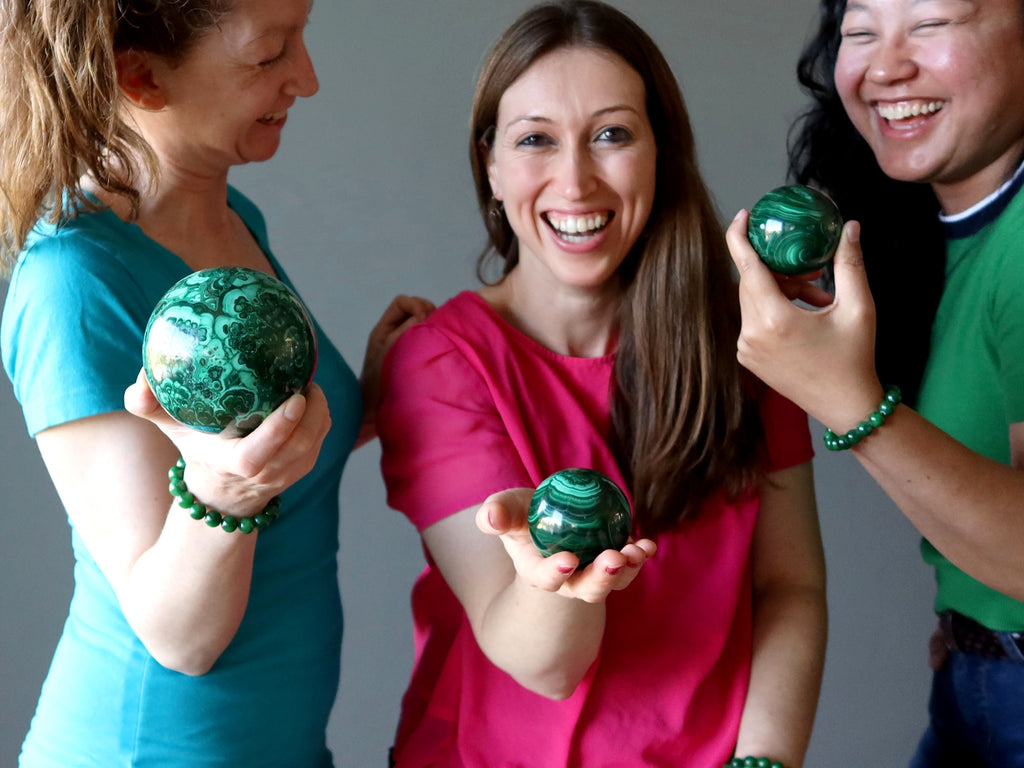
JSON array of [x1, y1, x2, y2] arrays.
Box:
[[258, 111, 285, 124], [548, 213, 608, 236], [876, 101, 944, 121]]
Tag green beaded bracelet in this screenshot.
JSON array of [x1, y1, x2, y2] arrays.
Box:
[[725, 757, 786, 768], [168, 458, 281, 533], [823, 385, 902, 451]]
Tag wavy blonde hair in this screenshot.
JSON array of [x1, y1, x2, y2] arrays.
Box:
[[0, 0, 230, 276]]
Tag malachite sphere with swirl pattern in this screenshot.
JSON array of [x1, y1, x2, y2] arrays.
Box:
[[747, 185, 843, 275], [142, 266, 317, 437], [528, 468, 631, 568]]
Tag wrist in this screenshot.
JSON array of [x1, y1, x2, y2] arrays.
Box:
[[823, 385, 901, 452], [169, 459, 281, 533]]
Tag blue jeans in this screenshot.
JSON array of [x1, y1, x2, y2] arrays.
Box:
[[909, 645, 1024, 767]]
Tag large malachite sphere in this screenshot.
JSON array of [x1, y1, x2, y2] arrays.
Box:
[[747, 185, 843, 275], [528, 468, 631, 568], [142, 266, 317, 437]]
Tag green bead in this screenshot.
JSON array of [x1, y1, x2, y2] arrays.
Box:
[[856, 422, 874, 438], [253, 513, 268, 530], [743, 758, 757, 767], [220, 515, 239, 532], [176, 491, 195, 508], [528, 468, 631, 568], [169, 478, 187, 495], [868, 411, 884, 427], [189, 502, 207, 520], [844, 429, 862, 445], [143, 266, 318, 437], [756, 759, 771, 768], [747, 185, 843, 275], [238, 517, 255, 534], [879, 400, 895, 415], [204, 510, 223, 527]]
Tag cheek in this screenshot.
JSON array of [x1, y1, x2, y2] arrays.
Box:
[[833, 53, 861, 108]]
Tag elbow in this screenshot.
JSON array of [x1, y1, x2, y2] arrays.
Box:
[[506, 654, 597, 700], [514, 669, 585, 701], [151, 649, 218, 677], [145, 640, 226, 677]]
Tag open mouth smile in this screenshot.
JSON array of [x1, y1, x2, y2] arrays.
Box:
[[875, 100, 944, 123], [257, 111, 287, 125], [543, 212, 612, 243]]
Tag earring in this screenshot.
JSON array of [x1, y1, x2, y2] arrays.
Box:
[[488, 196, 504, 220]]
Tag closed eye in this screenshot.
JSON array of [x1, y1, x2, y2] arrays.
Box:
[[259, 47, 288, 67]]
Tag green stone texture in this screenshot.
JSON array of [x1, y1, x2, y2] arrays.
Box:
[[747, 184, 842, 275], [143, 266, 317, 436], [528, 468, 631, 568]]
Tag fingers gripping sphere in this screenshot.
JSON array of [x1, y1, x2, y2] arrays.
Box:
[[747, 185, 843, 275], [528, 468, 631, 568], [142, 266, 318, 436]]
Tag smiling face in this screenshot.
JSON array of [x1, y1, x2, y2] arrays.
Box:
[[485, 46, 657, 296], [145, 0, 318, 172], [835, 0, 1024, 212]]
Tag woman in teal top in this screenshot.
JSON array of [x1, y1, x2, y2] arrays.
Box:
[[0, 2, 430, 766], [723, 0, 1024, 764]]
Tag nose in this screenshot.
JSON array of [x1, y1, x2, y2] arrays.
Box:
[[555, 143, 597, 200], [288, 41, 319, 98], [866, 34, 918, 84]]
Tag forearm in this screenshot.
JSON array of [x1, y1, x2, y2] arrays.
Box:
[[850, 405, 1024, 600], [120, 506, 259, 675], [734, 583, 828, 767], [476, 575, 605, 699]]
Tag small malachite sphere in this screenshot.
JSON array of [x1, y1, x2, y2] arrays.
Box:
[[528, 468, 631, 568], [143, 266, 317, 437], [747, 184, 843, 275]]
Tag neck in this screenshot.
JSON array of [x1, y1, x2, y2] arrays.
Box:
[[933, 143, 1024, 216], [84, 157, 270, 274], [480, 267, 620, 358]]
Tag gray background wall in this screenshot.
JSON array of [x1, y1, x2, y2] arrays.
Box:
[[0, 1, 937, 766]]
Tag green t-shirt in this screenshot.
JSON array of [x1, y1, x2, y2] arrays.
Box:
[[916, 168, 1024, 631]]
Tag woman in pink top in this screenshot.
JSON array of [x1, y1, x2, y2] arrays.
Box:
[[377, 2, 827, 766]]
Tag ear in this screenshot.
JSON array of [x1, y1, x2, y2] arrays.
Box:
[[115, 49, 166, 110], [483, 139, 503, 201]]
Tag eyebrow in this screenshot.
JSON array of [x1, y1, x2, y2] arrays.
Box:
[[845, 0, 972, 11], [502, 104, 642, 130]]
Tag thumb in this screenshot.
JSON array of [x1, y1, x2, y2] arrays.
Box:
[[124, 368, 164, 419], [831, 220, 874, 310]]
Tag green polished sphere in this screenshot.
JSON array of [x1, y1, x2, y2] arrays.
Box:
[[143, 266, 317, 436], [747, 185, 842, 275], [528, 468, 631, 568]]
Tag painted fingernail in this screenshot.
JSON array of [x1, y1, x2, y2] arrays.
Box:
[[605, 565, 623, 576], [558, 565, 577, 575]]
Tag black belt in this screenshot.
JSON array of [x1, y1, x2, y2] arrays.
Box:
[[939, 610, 1024, 660]]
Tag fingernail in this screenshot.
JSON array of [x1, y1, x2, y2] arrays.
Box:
[[283, 394, 305, 422], [558, 565, 576, 575], [605, 565, 623, 576], [485, 508, 496, 530], [844, 220, 860, 244], [733, 209, 745, 222]]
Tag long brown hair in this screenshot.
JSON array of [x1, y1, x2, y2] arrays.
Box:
[[469, 0, 762, 533], [0, 0, 231, 275]]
